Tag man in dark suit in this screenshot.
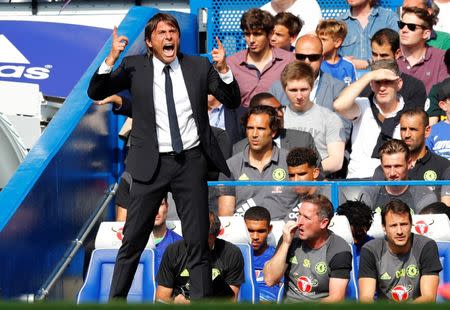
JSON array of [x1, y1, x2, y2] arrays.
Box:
[[87, 13, 240, 300]]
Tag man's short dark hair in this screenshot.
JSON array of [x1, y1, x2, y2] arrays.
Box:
[[336, 200, 374, 242], [274, 12, 303, 37], [144, 13, 181, 57], [209, 211, 221, 237], [420, 202, 450, 220], [240, 8, 274, 35], [242, 105, 281, 138], [286, 147, 318, 168], [302, 194, 334, 224], [371, 28, 399, 55], [401, 6, 434, 29], [381, 199, 412, 227], [249, 92, 277, 109], [244, 206, 271, 223], [400, 107, 429, 127]]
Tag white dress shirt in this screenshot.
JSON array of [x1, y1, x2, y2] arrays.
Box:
[[98, 56, 234, 152]]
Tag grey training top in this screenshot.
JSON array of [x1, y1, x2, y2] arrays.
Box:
[[281, 231, 352, 302], [359, 234, 442, 302]]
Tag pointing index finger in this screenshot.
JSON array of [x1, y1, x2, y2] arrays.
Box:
[[215, 36, 223, 49], [112, 26, 118, 39]]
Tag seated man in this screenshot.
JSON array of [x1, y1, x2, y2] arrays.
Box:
[[232, 92, 320, 165], [156, 212, 244, 303], [228, 8, 295, 107], [264, 194, 352, 302], [281, 61, 347, 174], [334, 59, 405, 178], [373, 108, 450, 205], [336, 200, 374, 256], [359, 28, 427, 109], [359, 199, 442, 302], [218, 105, 298, 220], [244, 206, 280, 302], [286, 147, 329, 221], [362, 139, 438, 213]]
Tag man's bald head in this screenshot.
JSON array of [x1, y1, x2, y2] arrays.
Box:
[[294, 34, 323, 78]]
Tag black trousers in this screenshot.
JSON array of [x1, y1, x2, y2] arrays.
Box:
[[109, 147, 212, 300]]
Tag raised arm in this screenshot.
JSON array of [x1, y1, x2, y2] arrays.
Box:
[[264, 221, 297, 286]]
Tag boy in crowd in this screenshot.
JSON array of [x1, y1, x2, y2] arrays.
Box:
[[316, 19, 356, 86], [270, 12, 303, 51], [244, 206, 281, 302], [427, 78, 450, 160]]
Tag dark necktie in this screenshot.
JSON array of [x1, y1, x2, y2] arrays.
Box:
[[163, 65, 183, 153]]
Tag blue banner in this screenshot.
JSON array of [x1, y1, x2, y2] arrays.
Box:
[[0, 21, 110, 98]]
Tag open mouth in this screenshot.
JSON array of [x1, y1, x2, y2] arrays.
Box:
[[163, 44, 175, 56]]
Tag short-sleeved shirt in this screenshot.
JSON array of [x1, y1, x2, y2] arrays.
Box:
[[397, 46, 448, 94], [254, 246, 281, 302], [338, 7, 399, 61], [347, 97, 403, 179], [157, 239, 245, 299], [282, 232, 353, 302], [320, 56, 356, 86], [228, 47, 295, 107], [359, 234, 442, 302], [218, 145, 298, 220], [284, 104, 347, 161], [154, 229, 183, 272], [361, 185, 438, 214], [427, 121, 450, 160]]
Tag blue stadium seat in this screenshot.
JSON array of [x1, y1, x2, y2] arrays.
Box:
[[277, 283, 284, 303], [235, 243, 260, 303], [347, 244, 359, 300], [437, 242, 450, 284], [77, 249, 156, 304]]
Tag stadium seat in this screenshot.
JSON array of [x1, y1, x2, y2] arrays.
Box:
[[437, 242, 450, 284], [267, 220, 285, 247], [217, 216, 250, 244], [412, 214, 450, 242], [367, 213, 384, 239], [166, 220, 182, 236], [329, 215, 354, 244], [77, 249, 156, 303], [235, 243, 259, 303], [347, 244, 359, 300], [277, 283, 284, 303], [94, 222, 156, 249]]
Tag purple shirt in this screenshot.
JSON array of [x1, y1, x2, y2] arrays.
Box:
[[228, 47, 295, 107], [397, 46, 448, 94]]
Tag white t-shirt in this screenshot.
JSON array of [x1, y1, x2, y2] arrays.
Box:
[[261, 0, 323, 37], [434, 1, 450, 33], [284, 104, 346, 160], [347, 97, 404, 179]]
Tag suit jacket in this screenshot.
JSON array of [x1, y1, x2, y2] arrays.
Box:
[[232, 128, 321, 162], [88, 53, 241, 181], [269, 71, 346, 110]]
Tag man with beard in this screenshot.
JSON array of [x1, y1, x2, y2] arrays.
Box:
[[358, 199, 441, 302]]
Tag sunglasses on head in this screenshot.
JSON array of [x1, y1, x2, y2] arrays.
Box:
[[295, 53, 322, 62], [397, 21, 426, 31]]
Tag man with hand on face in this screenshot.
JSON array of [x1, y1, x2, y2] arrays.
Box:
[[87, 13, 240, 300], [358, 199, 442, 303], [244, 206, 281, 302], [264, 194, 352, 302]]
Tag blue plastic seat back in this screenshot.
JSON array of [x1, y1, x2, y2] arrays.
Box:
[[77, 249, 156, 303], [235, 243, 260, 303]]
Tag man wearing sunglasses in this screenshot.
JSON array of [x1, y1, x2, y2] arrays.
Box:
[[269, 35, 346, 113], [397, 6, 447, 94]]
